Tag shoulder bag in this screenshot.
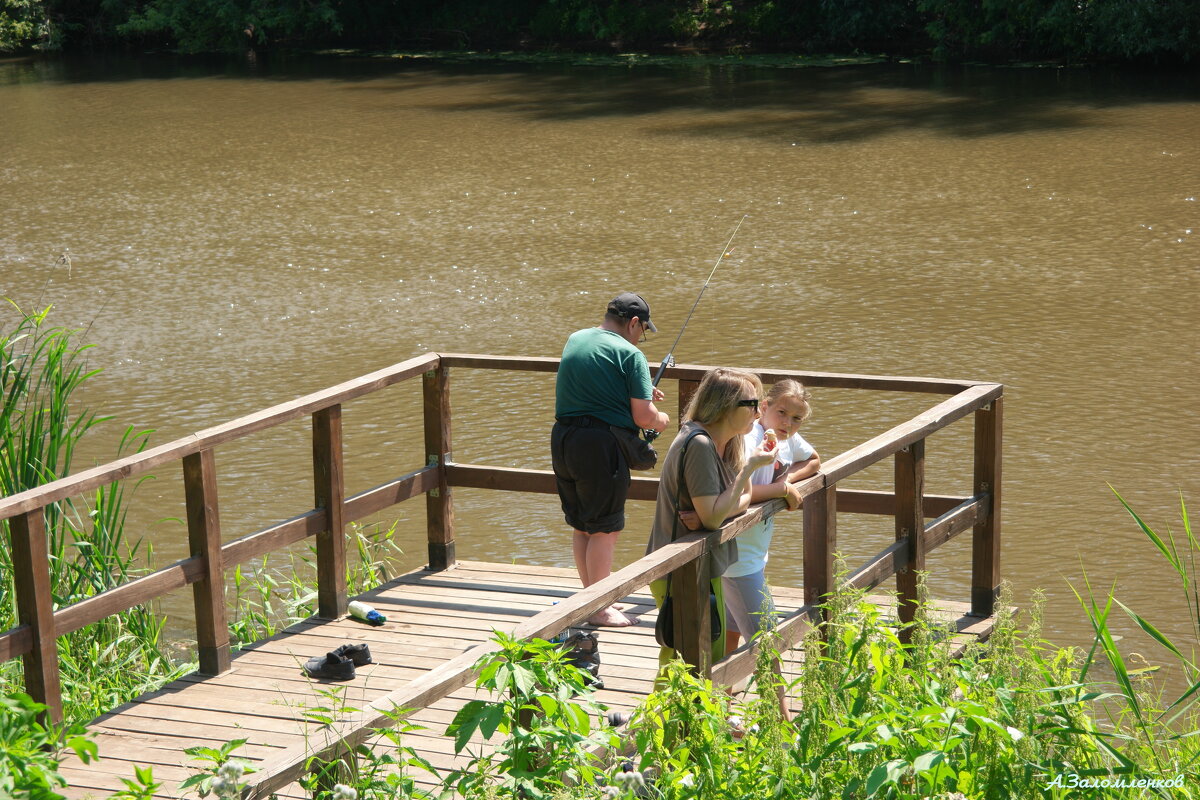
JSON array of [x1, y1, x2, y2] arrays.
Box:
[[610, 424, 657, 471]]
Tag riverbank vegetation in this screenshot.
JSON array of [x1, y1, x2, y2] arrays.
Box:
[[2, 0, 1197, 65]]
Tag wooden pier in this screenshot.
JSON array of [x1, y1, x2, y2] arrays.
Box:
[[0, 353, 1003, 799]]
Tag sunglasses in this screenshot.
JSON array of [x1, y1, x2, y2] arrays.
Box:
[[736, 398, 762, 409]]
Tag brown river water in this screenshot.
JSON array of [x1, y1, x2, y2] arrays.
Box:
[[1, 54, 1197, 676]]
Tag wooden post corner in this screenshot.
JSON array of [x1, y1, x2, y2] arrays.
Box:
[[424, 366, 455, 571]]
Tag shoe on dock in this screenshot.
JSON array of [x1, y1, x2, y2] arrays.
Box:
[[303, 651, 356, 681], [333, 642, 373, 666]]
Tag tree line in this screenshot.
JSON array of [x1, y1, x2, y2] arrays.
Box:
[[1, 0, 1197, 65]]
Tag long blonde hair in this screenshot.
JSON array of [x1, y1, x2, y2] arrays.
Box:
[[683, 367, 762, 474]]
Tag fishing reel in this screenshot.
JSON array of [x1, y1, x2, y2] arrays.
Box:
[[642, 428, 660, 442]]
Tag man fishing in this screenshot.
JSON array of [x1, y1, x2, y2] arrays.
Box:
[[552, 292, 670, 627]]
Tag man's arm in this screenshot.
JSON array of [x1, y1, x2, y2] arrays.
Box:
[[630, 397, 669, 432]]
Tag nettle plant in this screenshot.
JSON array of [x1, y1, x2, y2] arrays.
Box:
[[179, 739, 257, 798], [0, 691, 96, 800], [297, 686, 436, 800], [445, 631, 617, 800]]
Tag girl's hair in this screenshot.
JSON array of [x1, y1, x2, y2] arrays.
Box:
[[683, 367, 762, 474], [765, 378, 812, 424]]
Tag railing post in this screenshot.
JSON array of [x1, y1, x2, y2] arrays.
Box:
[[971, 397, 1003, 616], [803, 481, 837, 616], [677, 379, 700, 421], [183, 449, 231, 675], [313, 405, 348, 619], [671, 553, 712, 678], [9, 509, 62, 721], [423, 364, 455, 571], [895, 440, 925, 643]]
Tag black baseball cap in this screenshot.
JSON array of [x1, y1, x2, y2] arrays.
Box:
[[607, 292, 657, 332]]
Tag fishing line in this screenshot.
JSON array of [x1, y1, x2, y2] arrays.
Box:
[[652, 213, 748, 387], [643, 214, 747, 442]]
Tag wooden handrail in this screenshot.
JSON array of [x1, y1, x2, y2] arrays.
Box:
[[840, 491, 992, 595], [0, 353, 441, 522], [0, 465, 440, 657], [820, 383, 1003, 484], [439, 353, 989, 394]]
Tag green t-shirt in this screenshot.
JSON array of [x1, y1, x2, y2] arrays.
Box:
[[555, 327, 653, 430]]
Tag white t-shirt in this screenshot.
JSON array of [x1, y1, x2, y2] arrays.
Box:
[[724, 421, 816, 578]]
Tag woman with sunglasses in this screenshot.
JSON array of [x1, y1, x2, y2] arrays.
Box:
[[645, 367, 776, 666]]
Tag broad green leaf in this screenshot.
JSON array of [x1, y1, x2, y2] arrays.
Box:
[[511, 663, 536, 696], [865, 759, 905, 796], [493, 664, 511, 692], [913, 751, 944, 773], [478, 703, 504, 740]]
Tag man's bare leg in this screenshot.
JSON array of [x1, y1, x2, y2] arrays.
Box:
[[572, 530, 634, 627]]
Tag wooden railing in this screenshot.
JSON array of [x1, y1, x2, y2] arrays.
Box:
[[0, 353, 1001, 798]]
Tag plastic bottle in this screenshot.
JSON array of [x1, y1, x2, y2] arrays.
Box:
[[348, 600, 386, 626]]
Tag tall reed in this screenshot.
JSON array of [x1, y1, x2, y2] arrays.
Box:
[[0, 300, 187, 720]]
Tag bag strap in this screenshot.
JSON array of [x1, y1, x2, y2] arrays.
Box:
[[668, 425, 712, 544], [664, 425, 711, 599]]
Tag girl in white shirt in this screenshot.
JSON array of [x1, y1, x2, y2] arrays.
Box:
[[725, 380, 821, 657]]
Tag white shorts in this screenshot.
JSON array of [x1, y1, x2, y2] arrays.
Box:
[[721, 570, 776, 640]]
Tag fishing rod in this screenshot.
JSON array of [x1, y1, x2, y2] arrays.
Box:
[[644, 214, 748, 441]]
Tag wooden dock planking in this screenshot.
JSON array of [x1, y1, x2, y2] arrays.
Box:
[[59, 560, 992, 799]]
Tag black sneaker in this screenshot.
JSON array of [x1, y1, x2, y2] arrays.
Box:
[[333, 642, 373, 666], [303, 651, 355, 681]]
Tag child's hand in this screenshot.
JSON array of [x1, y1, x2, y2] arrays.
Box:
[[784, 482, 803, 511], [678, 509, 703, 531]]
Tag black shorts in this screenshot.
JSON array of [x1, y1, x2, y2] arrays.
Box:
[[551, 418, 630, 534]]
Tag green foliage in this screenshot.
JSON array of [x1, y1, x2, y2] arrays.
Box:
[[0, 0, 44, 51], [527, 0, 680, 43], [117, 0, 340, 53], [1, 0, 1197, 61], [443, 631, 615, 799], [179, 738, 256, 798], [918, 0, 1200, 63], [106, 764, 162, 800], [297, 689, 437, 800], [0, 691, 96, 800]]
